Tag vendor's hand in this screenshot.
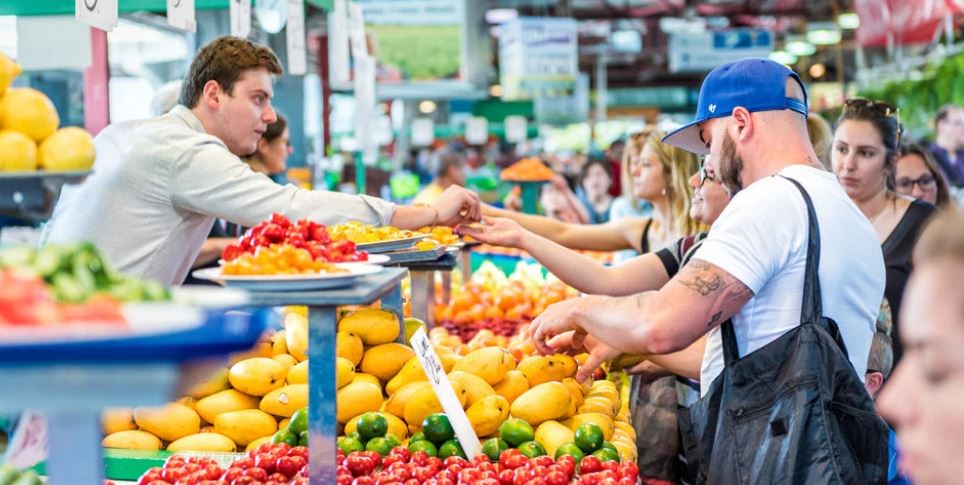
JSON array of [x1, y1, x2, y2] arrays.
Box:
[[576, 334, 621, 383], [433, 186, 481, 225], [456, 217, 526, 248]]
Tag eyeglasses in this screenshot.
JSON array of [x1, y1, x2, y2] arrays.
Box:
[[698, 157, 717, 187], [897, 175, 937, 191]]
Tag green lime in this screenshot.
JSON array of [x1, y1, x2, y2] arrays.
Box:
[[288, 407, 309, 435], [481, 437, 509, 462], [438, 439, 466, 459], [422, 414, 455, 445], [554, 442, 586, 461], [365, 436, 394, 456], [592, 447, 620, 463], [347, 431, 362, 441], [271, 428, 298, 446], [408, 439, 438, 457], [337, 435, 363, 454], [298, 430, 309, 447], [600, 442, 618, 455], [574, 423, 605, 454], [409, 431, 426, 443], [385, 432, 401, 448], [498, 418, 535, 447], [357, 412, 389, 440], [517, 441, 547, 458]]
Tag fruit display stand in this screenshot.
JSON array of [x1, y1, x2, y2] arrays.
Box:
[[242, 267, 408, 484], [0, 306, 268, 485], [0, 171, 90, 223], [516, 181, 548, 215], [389, 251, 458, 328]]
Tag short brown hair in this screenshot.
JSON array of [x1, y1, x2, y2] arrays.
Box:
[[179, 36, 283, 108], [899, 142, 952, 208]]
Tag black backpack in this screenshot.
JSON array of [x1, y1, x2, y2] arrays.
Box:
[[677, 177, 888, 484]]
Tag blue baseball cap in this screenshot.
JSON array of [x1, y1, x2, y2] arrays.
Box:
[[662, 58, 809, 155]]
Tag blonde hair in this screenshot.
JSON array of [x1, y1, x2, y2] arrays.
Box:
[[807, 114, 833, 170], [647, 129, 706, 236], [914, 207, 964, 265], [619, 130, 652, 210]]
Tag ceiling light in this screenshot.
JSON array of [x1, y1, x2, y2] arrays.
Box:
[[485, 8, 517, 24], [806, 22, 842, 45], [785, 37, 816, 57], [837, 13, 860, 30], [418, 100, 436, 114], [489, 85, 503, 97], [809, 63, 826, 78], [769, 50, 798, 65]]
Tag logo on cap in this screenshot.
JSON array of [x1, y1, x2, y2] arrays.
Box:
[[708, 104, 716, 113]]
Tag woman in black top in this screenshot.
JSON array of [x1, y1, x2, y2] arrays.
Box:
[[832, 99, 937, 363]]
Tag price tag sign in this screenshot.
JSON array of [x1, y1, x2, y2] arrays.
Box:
[[410, 328, 482, 459], [167, 0, 196, 32], [229, 0, 251, 37], [504, 115, 528, 143], [4, 413, 48, 469], [75, 0, 118, 31], [411, 118, 435, 147], [465, 116, 488, 145], [286, 0, 307, 75]]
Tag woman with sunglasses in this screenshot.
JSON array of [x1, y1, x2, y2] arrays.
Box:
[[897, 142, 953, 209], [832, 99, 937, 363]]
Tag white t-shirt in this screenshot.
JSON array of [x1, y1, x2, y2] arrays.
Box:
[[694, 165, 885, 396]]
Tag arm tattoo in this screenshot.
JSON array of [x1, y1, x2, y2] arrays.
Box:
[[676, 259, 753, 327]]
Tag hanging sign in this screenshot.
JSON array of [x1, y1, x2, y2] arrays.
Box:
[[229, 0, 251, 37], [286, 0, 307, 75], [75, 0, 118, 31], [167, 0, 197, 32]]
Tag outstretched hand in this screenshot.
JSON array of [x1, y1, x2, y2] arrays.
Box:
[[433, 186, 481, 226], [455, 217, 526, 248]]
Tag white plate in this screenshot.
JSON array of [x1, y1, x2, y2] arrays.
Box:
[[191, 263, 384, 291], [355, 235, 427, 253], [0, 304, 206, 343], [353, 253, 390, 265]]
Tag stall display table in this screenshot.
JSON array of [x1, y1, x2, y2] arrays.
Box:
[[388, 253, 457, 328], [243, 267, 407, 484]]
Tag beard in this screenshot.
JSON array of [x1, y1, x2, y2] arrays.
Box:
[[719, 134, 745, 194]]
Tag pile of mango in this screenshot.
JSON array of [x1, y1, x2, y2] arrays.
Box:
[[101, 313, 312, 453]]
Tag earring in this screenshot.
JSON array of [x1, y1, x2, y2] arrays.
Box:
[[661, 188, 667, 196]]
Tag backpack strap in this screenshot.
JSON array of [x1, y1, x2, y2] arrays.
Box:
[[780, 176, 823, 323]]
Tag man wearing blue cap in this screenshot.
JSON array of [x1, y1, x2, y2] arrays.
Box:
[[529, 58, 887, 483]]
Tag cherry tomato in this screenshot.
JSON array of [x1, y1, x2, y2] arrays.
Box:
[[532, 456, 553, 468], [352, 477, 375, 485], [545, 470, 568, 485], [580, 456, 602, 474], [498, 468, 515, 485], [555, 456, 575, 477], [230, 477, 257, 485], [244, 467, 268, 481], [233, 457, 255, 470], [346, 455, 377, 476], [221, 468, 243, 482], [161, 467, 186, 482]]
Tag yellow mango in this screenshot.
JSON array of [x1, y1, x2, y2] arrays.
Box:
[[166, 432, 237, 453], [338, 308, 400, 345], [385, 358, 426, 395], [402, 386, 443, 431], [360, 343, 415, 382], [518, 355, 573, 387], [352, 373, 381, 386], [337, 381, 383, 424], [287, 360, 308, 385], [246, 436, 273, 452], [612, 439, 637, 463], [229, 357, 286, 397], [284, 313, 309, 361], [562, 413, 614, 441], [271, 330, 288, 356], [186, 367, 231, 399], [547, 354, 577, 379], [447, 371, 495, 407], [385, 381, 432, 418], [439, 353, 460, 373], [102, 408, 136, 435], [534, 420, 575, 457], [561, 378, 585, 408], [337, 331, 364, 365], [493, 370, 529, 404], [336, 357, 356, 389], [102, 430, 161, 451], [465, 395, 510, 437], [279, 418, 290, 429], [578, 396, 617, 417], [614, 421, 636, 440], [260, 384, 309, 417], [509, 382, 571, 426], [271, 354, 299, 375], [195, 389, 260, 424], [214, 409, 278, 446], [133, 403, 200, 442], [451, 347, 515, 385]]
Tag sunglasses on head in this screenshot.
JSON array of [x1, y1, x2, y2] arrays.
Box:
[[844, 98, 899, 118]]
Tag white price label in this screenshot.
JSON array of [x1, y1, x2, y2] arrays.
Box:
[[411, 118, 435, 147], [465, 116, 489, 145], [286, 0, 307, 75], [504, 115, 528, 143], [4, 413, 48, 469], [328, 0, 350, 85], [167, 0, 196, 32], [410, 328, 482, 459], [348, 2, 368, 60], [229, 0, 251, 37], [75, 0, 118, 31]]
